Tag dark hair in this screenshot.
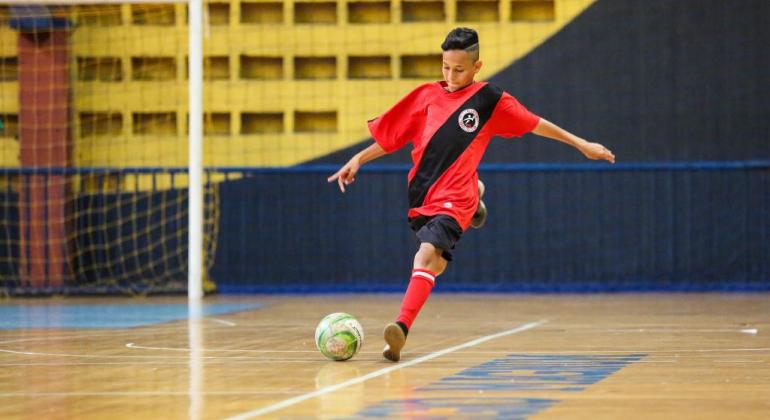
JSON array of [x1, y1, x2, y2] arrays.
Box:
[[441, 27, 479, 51], [441, 27, 479, 61]]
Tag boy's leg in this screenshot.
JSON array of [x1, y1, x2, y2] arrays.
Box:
[[383, 242, 447, 362], [384, 215, 460, 362], [399, 243, 447, 327]]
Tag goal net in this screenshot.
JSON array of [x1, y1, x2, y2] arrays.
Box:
[[0, 2, 217, 295]]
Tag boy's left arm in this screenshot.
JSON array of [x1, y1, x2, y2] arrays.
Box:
[[532, 118, 615, 163]]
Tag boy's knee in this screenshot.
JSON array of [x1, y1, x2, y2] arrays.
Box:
[[419, 242, 437, 252], [414, 243, 447, 272], [417, 242, 441, 258]]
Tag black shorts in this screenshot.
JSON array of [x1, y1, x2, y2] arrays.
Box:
[[409, 214, 463, 262]]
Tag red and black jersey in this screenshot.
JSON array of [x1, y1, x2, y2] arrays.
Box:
[[368, 81, 540, 230]]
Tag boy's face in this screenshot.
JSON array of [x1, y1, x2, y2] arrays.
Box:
[[442, 49, 482, 92]]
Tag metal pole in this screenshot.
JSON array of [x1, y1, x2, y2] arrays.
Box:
[[187, 0, 203, 300]]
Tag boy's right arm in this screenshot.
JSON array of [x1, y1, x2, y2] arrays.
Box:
[[326, 142, 387, 193]]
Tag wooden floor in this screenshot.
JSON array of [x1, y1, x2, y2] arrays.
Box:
[[0, 294, 768, 419]]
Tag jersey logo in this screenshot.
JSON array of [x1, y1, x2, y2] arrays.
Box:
[[458, 109, 480, 132]]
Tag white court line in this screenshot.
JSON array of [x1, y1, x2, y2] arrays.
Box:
[[126, 343, 317, 353], [128, 343, 426, 354], [209, 318, 237, 327], [5, 345, 766, 360], [599, 328, 760, 333], [0, 362, 200, 366], [0, 328, 192, 345], [225, 319, 548, 420], [0, 391, 300, 397], [0, 348, 324, 360], [0, 359, 376, 366], [0, 332, 153, 345]]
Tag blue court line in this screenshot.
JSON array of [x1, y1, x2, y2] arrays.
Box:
[[0, 302, 262, 329], [349, 397, 557, 419], [351, 353, 645, 419], [420, 353, 645, 392]]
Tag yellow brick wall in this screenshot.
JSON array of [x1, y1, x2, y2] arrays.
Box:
[[0, 0, 595, 168]]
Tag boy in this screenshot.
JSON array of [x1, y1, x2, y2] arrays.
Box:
[[327, 28, 615, 362]]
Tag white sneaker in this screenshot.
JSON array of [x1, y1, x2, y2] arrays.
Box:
[[471, 199, 487, 229]]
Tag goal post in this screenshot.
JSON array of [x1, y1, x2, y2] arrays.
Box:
[[188, 0, 203, 300]]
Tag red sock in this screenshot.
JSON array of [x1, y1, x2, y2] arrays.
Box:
[[396, 269, 437, 330]]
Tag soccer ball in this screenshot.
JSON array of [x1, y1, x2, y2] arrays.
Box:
[[315, 312, 364, 361]]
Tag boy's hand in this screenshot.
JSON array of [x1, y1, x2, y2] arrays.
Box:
[[579, 141, 615, 163], [327, 157, 361, 193]]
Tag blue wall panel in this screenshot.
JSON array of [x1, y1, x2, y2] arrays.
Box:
[[211, 165, 770, 292]]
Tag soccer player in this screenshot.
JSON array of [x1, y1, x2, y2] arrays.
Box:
[[327, 28, 615, 362]]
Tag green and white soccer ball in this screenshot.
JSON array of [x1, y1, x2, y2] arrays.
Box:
[[315, 312, 364, 361]]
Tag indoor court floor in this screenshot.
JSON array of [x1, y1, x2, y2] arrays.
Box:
[[0, 293, 768, 419]]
